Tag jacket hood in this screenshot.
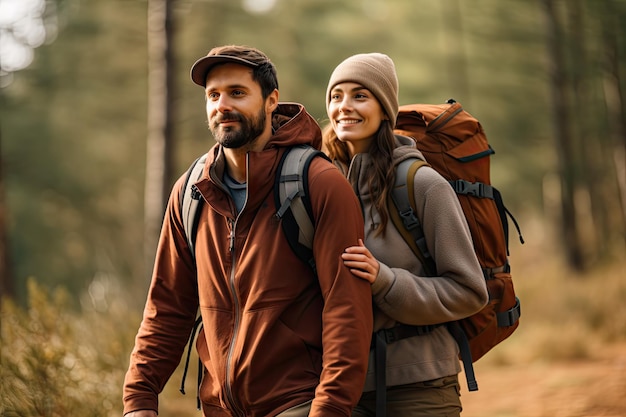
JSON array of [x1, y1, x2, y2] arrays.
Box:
[[392, 134, 426, 166], [268, 102, 322, 150], [338, 134, 427, 202], [200, 102, 321, 181], [194, 102, 322, 218]]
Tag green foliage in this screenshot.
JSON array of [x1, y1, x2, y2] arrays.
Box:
[[0, 279, 136, 417], [3, 0, 148, 301], [2, 0, 625, 300]]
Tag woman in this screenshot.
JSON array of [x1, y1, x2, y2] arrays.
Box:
[[323, 53, 489, 417]]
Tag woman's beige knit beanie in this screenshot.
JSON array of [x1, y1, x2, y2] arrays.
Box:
[[326, 52, 399, 125]]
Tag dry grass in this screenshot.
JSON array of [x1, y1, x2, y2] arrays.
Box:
[[482, 216, 626, 367], [1, 280, 139, 417]]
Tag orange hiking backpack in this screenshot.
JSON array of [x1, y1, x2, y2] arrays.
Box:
[[391, 98, 524, 390]]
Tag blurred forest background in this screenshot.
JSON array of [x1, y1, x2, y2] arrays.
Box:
[[1, 0, 625, 416]]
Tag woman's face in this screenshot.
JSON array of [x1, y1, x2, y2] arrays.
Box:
[[328, 82, 387, 155]]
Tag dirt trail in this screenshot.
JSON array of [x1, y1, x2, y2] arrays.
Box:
[[460, 343, 626, 417]]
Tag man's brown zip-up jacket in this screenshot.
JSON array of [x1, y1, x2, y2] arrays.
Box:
[[123, 103, 373, 417]]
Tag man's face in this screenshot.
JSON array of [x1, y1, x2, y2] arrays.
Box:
[[204, 63, 270, 149]]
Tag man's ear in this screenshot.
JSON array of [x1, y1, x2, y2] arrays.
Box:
[[266, 89, 279, 113]]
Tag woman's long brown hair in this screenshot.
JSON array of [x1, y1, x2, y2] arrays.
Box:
[[322, 121, 397, 236]]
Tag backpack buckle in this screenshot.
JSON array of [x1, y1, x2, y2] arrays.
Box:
[[191, 185, 201, 200], [451, 180, 494, 199], [398, 209, 419, 230], [381, 327, 398, 344]]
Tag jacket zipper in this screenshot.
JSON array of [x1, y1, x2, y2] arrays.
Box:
[[224, 217, 245, 417], [224, 150, 253, 417]]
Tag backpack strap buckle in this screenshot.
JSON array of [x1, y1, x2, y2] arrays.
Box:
[[398, 208, 419, 231], [190, 184, 202, 200], [378, 323, 442, 345], [450, 179, 494, 199]]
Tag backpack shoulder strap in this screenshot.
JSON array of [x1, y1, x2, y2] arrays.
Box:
[[388, 158, 436, 275], [180, 153, 208, 258], [388, 157, 479, 391], [177, 153, 211, 407], [275, 145, 328, 273]]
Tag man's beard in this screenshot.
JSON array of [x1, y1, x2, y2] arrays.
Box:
[[210, 107, 267, 149]]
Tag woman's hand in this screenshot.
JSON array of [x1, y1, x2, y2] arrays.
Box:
[[342, 239, 380, 284]]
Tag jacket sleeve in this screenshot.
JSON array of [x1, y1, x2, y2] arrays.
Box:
[[306, 160, 373, 417], [122, 177, 200, 415], [370, 166, 488, 325]]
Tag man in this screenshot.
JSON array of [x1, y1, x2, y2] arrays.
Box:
[[122, 45, 373, 417]]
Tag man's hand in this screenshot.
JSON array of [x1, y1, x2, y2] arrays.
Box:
[[124, 411, 157, 417]]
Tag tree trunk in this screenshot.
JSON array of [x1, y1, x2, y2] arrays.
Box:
[[567, 0, 606, 262], [542, 0, 585, 271], [599, 0, 626, 250], [144, 0, 175, 278]]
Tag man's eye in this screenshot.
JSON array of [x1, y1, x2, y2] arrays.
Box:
[[232, 90, 245, 97]]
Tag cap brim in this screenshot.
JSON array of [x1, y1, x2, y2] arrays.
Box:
[[190, 55, 260, 87]]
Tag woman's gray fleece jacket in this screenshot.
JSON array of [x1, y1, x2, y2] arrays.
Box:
[[340, 135, 489, 392]]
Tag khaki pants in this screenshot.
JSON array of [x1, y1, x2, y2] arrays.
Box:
[[352, 375, 462, 417], [275, 400, 312, 417]]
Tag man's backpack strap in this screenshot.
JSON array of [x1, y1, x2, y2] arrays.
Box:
[[180, 153, 208, 258], [274, 145, 328, 274], [276, 145, 318, 249], [180, 315, 204, 410], [389, 158, 436, 275], [178, 154, 208, 408]]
